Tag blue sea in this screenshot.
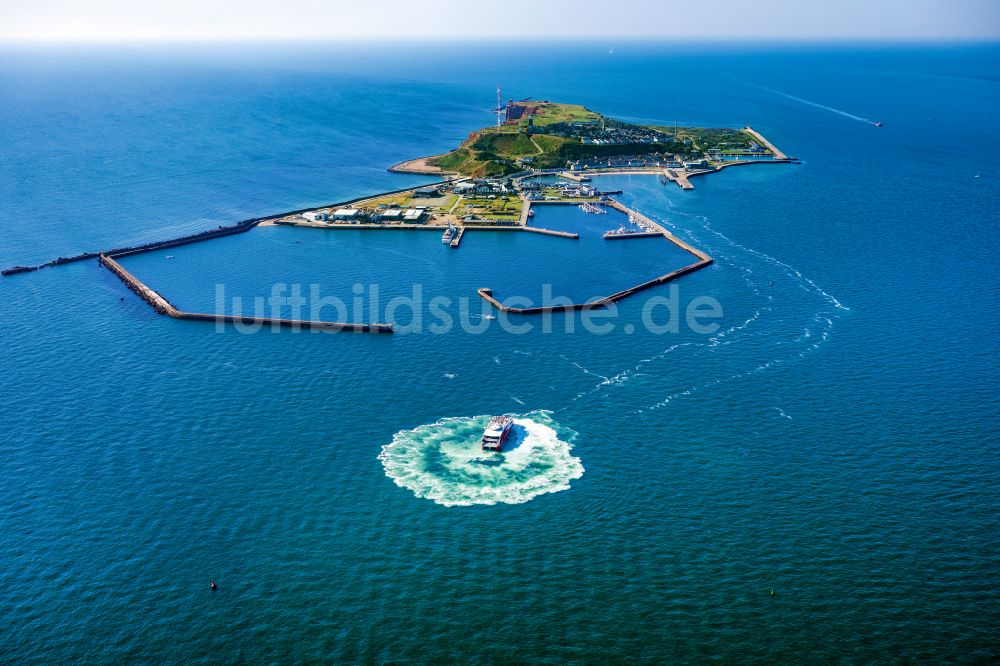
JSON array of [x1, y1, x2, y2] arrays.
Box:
[[1, 41, 998, 662]]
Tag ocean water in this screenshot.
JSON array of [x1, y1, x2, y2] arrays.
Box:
[[1, 42, 999, 662]]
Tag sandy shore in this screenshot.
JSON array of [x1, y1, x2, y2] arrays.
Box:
[[388, 155, 454, 175]]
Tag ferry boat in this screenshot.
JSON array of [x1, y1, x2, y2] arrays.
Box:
[[481, 415, 513, 451], [441, 225, 457, 243]]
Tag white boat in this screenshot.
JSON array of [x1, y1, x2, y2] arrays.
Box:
[[481, 415, 513, 451], [441, 225, 457, 243]]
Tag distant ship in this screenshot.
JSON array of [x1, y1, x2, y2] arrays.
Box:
[[481, 415, 513, 451]]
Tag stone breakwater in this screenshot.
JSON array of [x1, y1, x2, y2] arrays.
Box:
[[4, 181, 708, 329], [477, 199, 713, 314], [99, 254, 392, 333], [3, 178, 460, 277], [2, 218, 263, 276]]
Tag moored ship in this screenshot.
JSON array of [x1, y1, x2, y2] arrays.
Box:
[[481, 415, 513, 451], [441, 224, 457, 243], [605, 224, 628, 238]]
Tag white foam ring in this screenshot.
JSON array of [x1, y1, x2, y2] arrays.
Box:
[[379, 411, 584, 507]]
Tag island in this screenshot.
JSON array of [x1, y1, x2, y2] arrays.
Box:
[[2, 100, 795, 331]]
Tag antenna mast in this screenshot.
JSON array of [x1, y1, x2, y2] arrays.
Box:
[[496, 83, 502, 128]]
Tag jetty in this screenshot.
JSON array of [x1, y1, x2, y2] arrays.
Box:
[[604, 231, 661, 240], [663, 169, 695, 190], [743, 126, 788, 160], [99, 254, 391, 333], [477, 198, 712, 314]]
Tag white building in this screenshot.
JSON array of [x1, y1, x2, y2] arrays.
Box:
[[333, 208, 361, 220]]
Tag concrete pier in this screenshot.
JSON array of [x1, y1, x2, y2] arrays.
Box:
[[520, 226, 579, 239], [280, 219, 579, 239], [663, 169, 695, 190], [99, 254, 392, 333], [477, 198, 713, 314], [604, 231, 662, 240], [743, 126, 788, 160]]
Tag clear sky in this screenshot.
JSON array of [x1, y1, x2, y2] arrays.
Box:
[[1, 0, 998, 42]]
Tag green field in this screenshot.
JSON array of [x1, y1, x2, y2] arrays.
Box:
[[454, 194, 523, 222], [426, 102, 761, 176], [527, 102, 602, 126], [648, 126, 766, 154]]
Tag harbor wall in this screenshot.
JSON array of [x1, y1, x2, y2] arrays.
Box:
[[3, 178, 462, 276], [742, 126, 789, 160], [99, 254, 392, 333], [604, 232, 662, 240], [279, 220, 579, 239], [477, 198, 713, 314]]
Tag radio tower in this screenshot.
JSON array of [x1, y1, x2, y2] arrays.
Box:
[[496, 83, 503, 128]]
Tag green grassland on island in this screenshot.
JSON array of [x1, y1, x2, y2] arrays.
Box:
[[524, 102, 602, 126], [427, 101, 768, 177], [454, 194, 523, 222]]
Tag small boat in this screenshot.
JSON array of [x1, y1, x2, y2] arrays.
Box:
[[874, 121, 883, 127], [481, 415, 513, 451], [527, 209, 535, 217], [483, 314, 497, 320], [165, 255, 174, 259], [659, 175, 668, 185]]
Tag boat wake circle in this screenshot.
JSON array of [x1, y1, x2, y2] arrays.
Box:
[[378, 411, 583, 507]]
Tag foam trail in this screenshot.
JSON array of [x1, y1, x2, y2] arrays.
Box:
[[633, 206, 848, 412], [742, 81, 875, 125], [560, 355, 610, 384], [379, 411, 583, 507], [551, 190, 849, 414]]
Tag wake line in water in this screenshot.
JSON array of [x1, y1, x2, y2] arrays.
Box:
[[553, 194, 848, 414], [741, 81, 875, 125], [637, 207, 846, 411]]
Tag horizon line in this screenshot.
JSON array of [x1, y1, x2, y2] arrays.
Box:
[[2, 36, 998, 45]]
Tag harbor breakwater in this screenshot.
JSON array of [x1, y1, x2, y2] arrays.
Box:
[[2, 218, 263, 276], [2, 178, 461, 276], [99, 254, 392, 333], [5, 182, 702, 328], [477, 199, 713, 314]]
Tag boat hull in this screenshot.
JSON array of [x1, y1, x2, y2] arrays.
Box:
[[481, 419, 513, 451]]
